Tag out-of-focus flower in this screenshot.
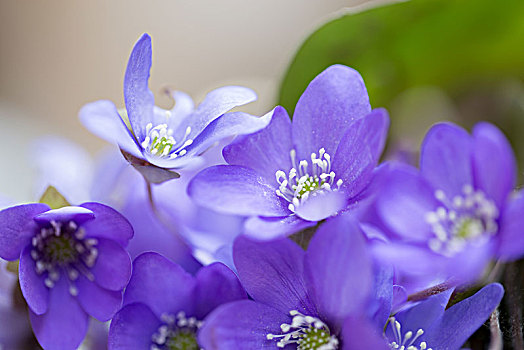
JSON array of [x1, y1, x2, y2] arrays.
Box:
[[80, 33, 271, 183], [370, 122, 522, 285], [198, 214, 388, 349], [385, 283, 503, 350], [0, 203, 133, 349], [108, 252, 246, 349], [188, 65, 389, 239]]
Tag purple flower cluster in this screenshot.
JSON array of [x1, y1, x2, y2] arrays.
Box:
[[0, 33, 519, 349]]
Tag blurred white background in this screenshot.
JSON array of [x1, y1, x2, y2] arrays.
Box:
[[0, 0, 367, 202]]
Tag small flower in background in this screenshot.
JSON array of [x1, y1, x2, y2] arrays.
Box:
[[80, 33, 272, 184], [108, 252, 246, 349], [368, 122, 523, 287], [0, 202, 133, 349], [198, 214, 389, 349], [188, 64, 389, 239]]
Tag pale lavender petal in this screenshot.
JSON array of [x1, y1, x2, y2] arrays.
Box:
[[76, 275, 122, 322], [472, 122, 516, 208], [294, 190, 347, 221], [29, 277, 89, 350], [123, 252, 196, 318], [498, 190, 524, 260], [19, 245, 49, 315], [0, 203, 49, 260], [80, 202, 134, 247], [420, 123, 473, 198], [188, 165, 289, 217], [305, 214, 372, 327], [198, 300, 287, 350], [123, 33, 155, 142], [376, 164, 439, 241], [223, 106, 293, 185], [194, 262, 247, 319], [167, 90, 195, 131], [108, 303, 162, 350], [79, 100, 143, 158], [90, 238, 132, 291], [425, 283, 504, 349], [234, 235, 315, 315], [33, 206, 94, 225], [292, 65, 371, 158], [243, 215, 316, 240]]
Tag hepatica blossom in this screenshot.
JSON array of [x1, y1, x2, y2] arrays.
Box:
[[372, 122, 524, 283], [0, 202, 133, 349], [189, 65, 389, 238], [108, 252, 246, 349], [80, 33, 271, 183]]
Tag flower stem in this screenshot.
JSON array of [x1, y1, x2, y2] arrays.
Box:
[[504, 262, 524, 350], [488, 308, 503, 350]]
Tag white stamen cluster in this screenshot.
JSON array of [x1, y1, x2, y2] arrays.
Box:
[[267, 310, 338, 349], [389, 317, 432, 350], [30, 220, 98, 296], [141, 117, 193, 159], [150, 311, 203, 350], [276, 149, 343, 212], [424, 184, 499, 256]]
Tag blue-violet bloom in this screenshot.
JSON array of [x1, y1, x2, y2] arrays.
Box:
[[108, 252, 247, 349], [188, 65, 389, 238], [80, 33, 271, 183], [0, 203, 133, 349]]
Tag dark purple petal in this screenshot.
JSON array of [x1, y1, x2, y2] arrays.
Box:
[[76, 275, 122, 322], [234, 235, 315, 315], [78, 100, 143, 158], [194, 262, 247, 319], [244, 215, 316, 240], [294, 190, 347, 221], [498, 190, 524, 260], [80, 202, 134, 247], [108, 303, 162, 350], [198, 300, 287, 350], [29, 277, 89, 350], [188, 165, 289, 217], [420, 122, 473, 198], [472, 122, 516, 208], [332, 108, 389, 198], [369, 266, 394, 330], [33, 206, 95, 225], [124, 252, 196, 318], [172, 110, 273, 165], [376, 164, 438, 241], [0, 203, 49, 260], [223, 106, 293, 184], [425, 283, 504, 349], [124, 33, 155, 142], [179, 86, 257, 140], [341, 317, 388, 350], [91, 238, 132, 291], [292, 65, 371, 158], [19, 245, 49, 315], [304, 214, 372, 327]]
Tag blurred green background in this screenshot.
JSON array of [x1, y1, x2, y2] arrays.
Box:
[[278, 0, 524, 182]]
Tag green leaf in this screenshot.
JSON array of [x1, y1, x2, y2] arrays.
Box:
[[39, 186, 71, 209], [279, 0, 524, 115]]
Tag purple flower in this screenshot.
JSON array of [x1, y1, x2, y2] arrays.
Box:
[[80, 33, 271, 183], [370, 122, 522, 284], [198, 214, 389, 349], [0, 203, 133, 349], [188, 65, 389, 238], [385, 283, 503, 350], [108, 252, 247, 349]]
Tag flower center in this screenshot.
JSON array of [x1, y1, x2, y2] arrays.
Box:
[[388, 317, 432, 350], [424, 185, 499, 255], [30, 220, 98, 296], [267, 310, 338, 349], [141, 121, 193, 159], [275, 149, 343, 212], [151, 312, 202, 350]]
